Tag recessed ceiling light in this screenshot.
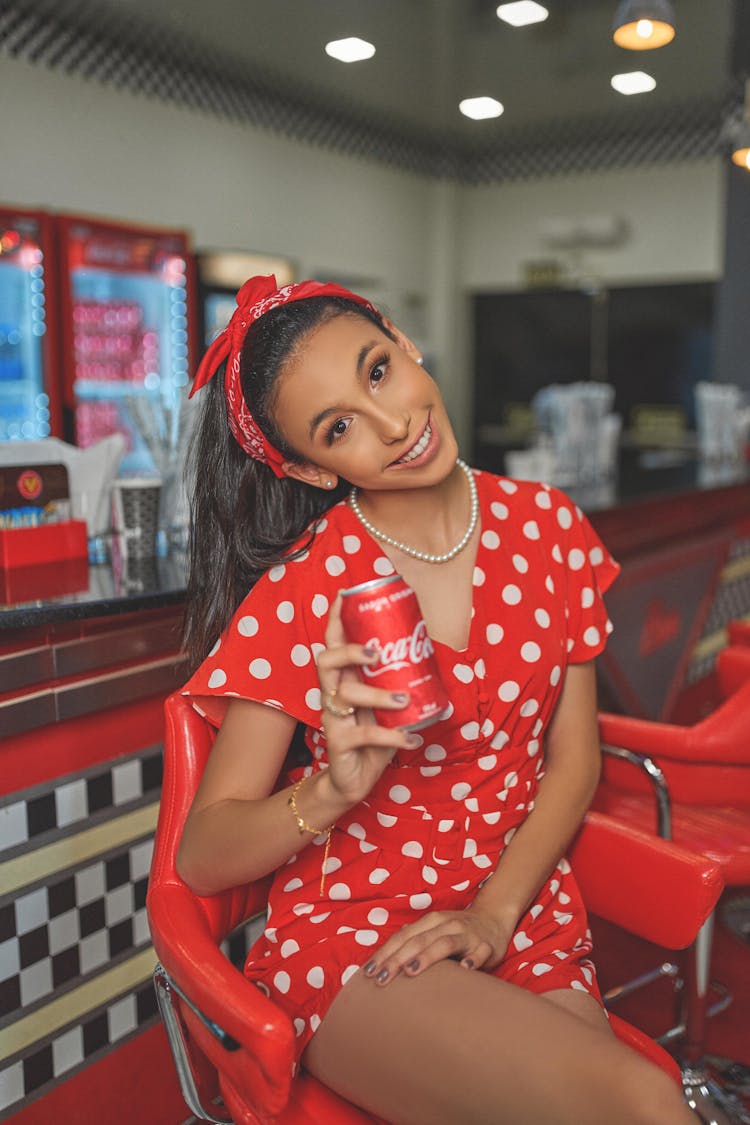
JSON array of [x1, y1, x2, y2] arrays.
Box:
[[611, 71, 656, 95], [325, 37, 376, 63], [459, 97, 504, 120], [496, 2, 549, 27]]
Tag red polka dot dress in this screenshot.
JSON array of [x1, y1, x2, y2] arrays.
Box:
[[181, 470, 620, 1061]]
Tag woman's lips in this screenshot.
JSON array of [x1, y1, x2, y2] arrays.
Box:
[[389, 415, 439, 468]]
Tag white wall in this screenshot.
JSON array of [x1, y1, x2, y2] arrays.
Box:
[[459, 159, 726, 291]]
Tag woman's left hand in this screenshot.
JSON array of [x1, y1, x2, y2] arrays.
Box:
[[361, 906, 515, 986]]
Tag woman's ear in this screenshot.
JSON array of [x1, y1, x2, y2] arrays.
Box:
[[282, 461, 339, 491], [381, 317, 422, 365]]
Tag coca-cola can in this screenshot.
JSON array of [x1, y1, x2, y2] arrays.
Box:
[[340, 575, 451, 731]]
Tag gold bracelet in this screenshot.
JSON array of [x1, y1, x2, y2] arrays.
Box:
[[287, 776, 334, 897]]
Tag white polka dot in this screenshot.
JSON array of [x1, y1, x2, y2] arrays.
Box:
[[461, 721, 480, 740], [355, 929, 379, 946], [237, 615, 259, 637], [483, 810, 501, 824], [451, 782, 471, 800], [463, 837, 477, 858], [311, 594, 329, 618], [368, 907, 389, 925], [283, 877, 303, 893], [268, 565, 286, 582], [402, 840, 424, 858], [465, 797, 480, 813], [474, 658, 486, 679], [550, 665, 561, 686], [420, 766, 442, 777], [534, 608, 551, 629], [280, 939, 300, 957], [490, 501, 509, 520], [306, 966, 325, 989], [523, 520, 540, 540], [421, 866, 438, 885], [481, 529, 500, 550], [208, 638, 221, 657], [325, 555, 345, 577], [424, 743, 446, 762], [520, 698, 539, 717], [389, 785, 411, 804], [504, 770, 519, 788], [513, 931, 533, 951], [584, 626, 601, 647], [581, 586, 595, 609], [311, 642, 326, 661], [294, 1017, 306, 1036], [512, 554, 529, 574], [533, 963, 552, 976], [535, 490, 552, 509], [556, 507, 573, 530], [545, 575, 555, 594], [373, 556, 395, 576], [309, 1014, 321, 1031], [369, 868, 390, 884], [323, 856, 342, 874], [554, 911, 574, 926], [568, 548, 585, 571], [502, 584, 522, 605], [341, 965, 359, 985], [329, 882, 352, 900], [498, 680, 520, 702], [347, 822, 366, 840], [527, 739, 540, 756], [207, 668, 227, 689], [249, 658, 272, 679], [472, 854, 493, 869], [571, 980, 588, 992], [276, 601, 294, 623], [305, 687, 322, 710], [486, 623, 504, 645], [473, 566, 486, 587], [552, 544, 563, 564], [478, 753, 497, 771], [589, 546, 604, 566], [409, 893, 432, 911], [521, 641, 541, 663], [377, 812, 398, 827], [291, 644, 311, 667], [453, 663, 474, 683], [499, 479, 518, 494], [273, 971, 291, 993], [342, 535, 361, 554]]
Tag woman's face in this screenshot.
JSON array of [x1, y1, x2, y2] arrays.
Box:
[[273, 312, 458, 492]]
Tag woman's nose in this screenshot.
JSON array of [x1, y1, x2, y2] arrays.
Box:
[[378, 408, 411, 443]]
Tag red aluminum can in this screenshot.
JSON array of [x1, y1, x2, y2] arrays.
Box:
[[340, 575, 450, 731]]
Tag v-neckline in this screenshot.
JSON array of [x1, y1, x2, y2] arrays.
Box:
[[340, 471, 485, 657]]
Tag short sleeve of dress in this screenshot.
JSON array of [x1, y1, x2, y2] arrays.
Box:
[[547, 488, 620, 664], [180, 559, 326, 730]]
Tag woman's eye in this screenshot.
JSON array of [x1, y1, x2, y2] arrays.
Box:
[[329, 418, 350, 442], [370, 360, 387, 386]]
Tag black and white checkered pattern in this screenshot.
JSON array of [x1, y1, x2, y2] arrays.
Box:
[[0, 746, 163, 859], [0, 1, 745, 182], [0, 837, 153, 1023]]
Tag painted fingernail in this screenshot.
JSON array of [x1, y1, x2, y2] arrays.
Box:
[[376, 968, 389, 983], [391, 692, 408, 704], [462, 958, 474, 970], [405, 733, 421, 747], [363, 960, 376, 976], [363, 646, 379, 658], [406, 959, 420, 972]]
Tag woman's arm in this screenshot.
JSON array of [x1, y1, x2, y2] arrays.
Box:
[[469, 660, 601, 933]]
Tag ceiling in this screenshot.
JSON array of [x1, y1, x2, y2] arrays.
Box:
[[25, 0, 738, 144]]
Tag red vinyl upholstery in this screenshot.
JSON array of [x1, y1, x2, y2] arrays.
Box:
[[147, 694, 725, 1122], [727, 619, 750, 647], [716, 643, 750, 699]]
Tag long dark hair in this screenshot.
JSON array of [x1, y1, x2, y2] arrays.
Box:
[[183, 296, 393, 668]]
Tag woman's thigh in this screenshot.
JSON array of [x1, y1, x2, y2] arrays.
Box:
[[303, 961, 692, 1125]]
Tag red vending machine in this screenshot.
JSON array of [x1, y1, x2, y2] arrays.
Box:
[[0, 205, 63, 440], [55, 214, 198, 473]]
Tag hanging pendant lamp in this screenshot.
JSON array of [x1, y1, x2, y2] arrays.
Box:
[[731, 80, 750, 172], [612, 0, 676, 50]]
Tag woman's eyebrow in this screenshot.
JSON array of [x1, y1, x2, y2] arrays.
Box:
[[307, 340, 380, 439]]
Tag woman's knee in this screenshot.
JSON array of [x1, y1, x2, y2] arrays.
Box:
[[612, 1061, 692, 1125]]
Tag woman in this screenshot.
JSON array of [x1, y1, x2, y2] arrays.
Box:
[[177, 275, 694, 1124]]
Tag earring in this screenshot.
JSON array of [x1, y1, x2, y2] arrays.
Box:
[[416, 357, 424, 366], [325, 479, 333, 488]]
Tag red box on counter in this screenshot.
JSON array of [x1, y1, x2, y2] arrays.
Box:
[[0, 520, 89, 569]]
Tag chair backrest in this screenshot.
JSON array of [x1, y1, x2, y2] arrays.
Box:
[[150, 692, 271, 945]]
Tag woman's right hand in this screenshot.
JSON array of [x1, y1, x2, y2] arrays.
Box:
[[315, 594, 419, 805]]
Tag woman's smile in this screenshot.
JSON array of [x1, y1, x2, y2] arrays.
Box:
[[388, 413, 441, 469]]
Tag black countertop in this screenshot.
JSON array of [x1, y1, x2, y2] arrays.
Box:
[[2, 454, 748, 631]]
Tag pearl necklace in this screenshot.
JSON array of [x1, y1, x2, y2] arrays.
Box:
[[348, 459, 479, 564]]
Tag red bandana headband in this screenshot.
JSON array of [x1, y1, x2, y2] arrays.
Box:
[[189, 274, 379, 477]]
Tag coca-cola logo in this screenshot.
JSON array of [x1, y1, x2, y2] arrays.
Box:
[[362, 620, 434, 677]]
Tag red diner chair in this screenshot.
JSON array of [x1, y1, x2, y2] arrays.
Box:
[[716, 642, 750, 698], [726, 619, 750, 647], [147, 693, 723, 1124], [595, 680, 750, 1123]]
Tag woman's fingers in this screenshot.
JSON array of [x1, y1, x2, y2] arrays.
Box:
[[362, 916, 496, 984]]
